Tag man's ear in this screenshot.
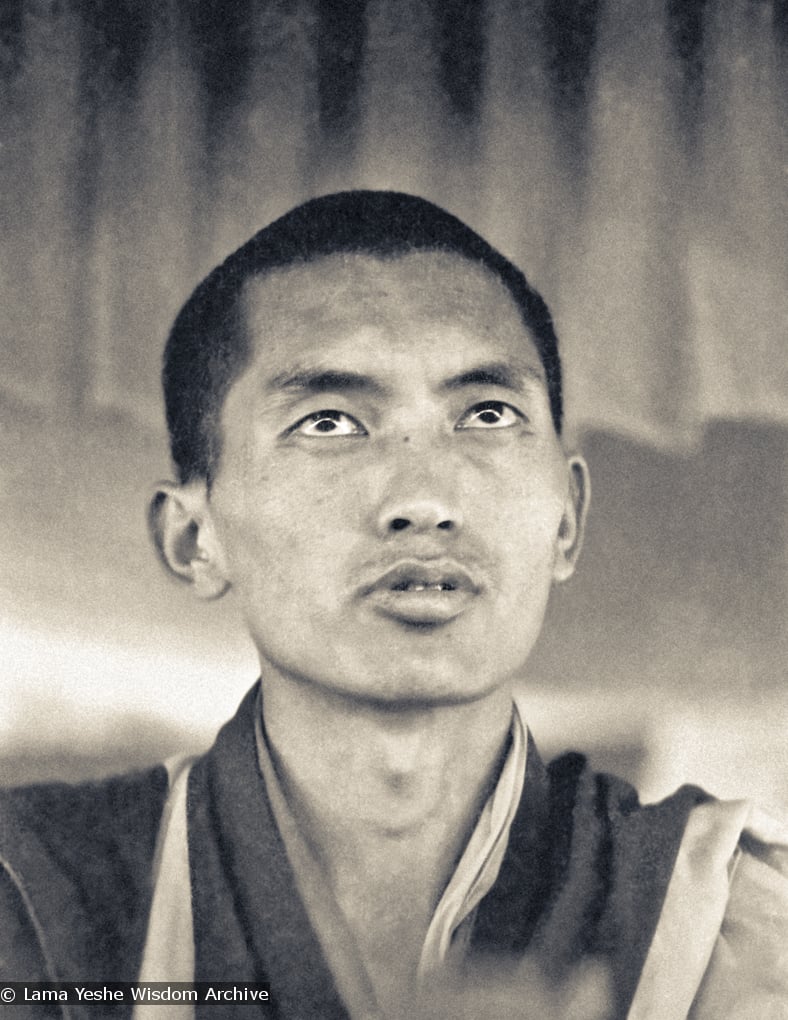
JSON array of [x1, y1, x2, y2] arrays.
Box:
[[553, 454, 591, 583], [148, 481, 230, 600]]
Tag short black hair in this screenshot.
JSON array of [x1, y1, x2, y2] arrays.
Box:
[[164, 191, 563, 483]]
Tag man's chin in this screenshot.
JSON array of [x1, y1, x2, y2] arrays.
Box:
[[258, 637, 523, 708], [319, 668, 508, 711]]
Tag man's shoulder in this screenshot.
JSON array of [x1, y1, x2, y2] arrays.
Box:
[[549, 749, 788, 874], [544, 747, 712, 843], [542, 749, 787, 916], [0, 763, 170, 870], [0, 764, 171, 983], [535, 749, 788, 1015], [626, 794, 788, 1017]]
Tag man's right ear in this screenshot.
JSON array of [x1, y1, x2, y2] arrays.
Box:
[[148, 481, 230, 600]]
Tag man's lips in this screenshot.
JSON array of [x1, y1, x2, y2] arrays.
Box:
[[359, 560, 481, 624]]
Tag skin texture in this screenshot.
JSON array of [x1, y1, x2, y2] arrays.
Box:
[[153, 250, 591, 1013], [191, 251, 587, 708]]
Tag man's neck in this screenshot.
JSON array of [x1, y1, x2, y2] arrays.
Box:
[[260, 667, 515, 906], [258, 669, 517, 1009]]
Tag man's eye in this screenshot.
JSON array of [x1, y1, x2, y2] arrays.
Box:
[[456, 401, 524, 430], [289, 410, 368, 437]]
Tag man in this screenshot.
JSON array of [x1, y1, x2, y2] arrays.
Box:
[[1, 192, 786, 1019]]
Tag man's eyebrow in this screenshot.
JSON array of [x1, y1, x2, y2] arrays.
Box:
[[266, 369, 389, 397], [439, 362, 544, 393]]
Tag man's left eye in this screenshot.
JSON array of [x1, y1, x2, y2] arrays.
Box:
[[455, 401, 524, 430], [289, 409, 368, 437]]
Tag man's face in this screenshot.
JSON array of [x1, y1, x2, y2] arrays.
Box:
[[204, 252, 584, 706]]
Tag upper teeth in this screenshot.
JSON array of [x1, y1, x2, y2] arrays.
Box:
[[394, 582, 454, 592]]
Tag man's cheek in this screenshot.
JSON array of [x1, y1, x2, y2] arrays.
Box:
[[495, 502, 564, 561], [222, 517, 287, 598]]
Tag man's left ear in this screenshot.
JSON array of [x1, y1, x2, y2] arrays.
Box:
[[553, 454, 591, 583]]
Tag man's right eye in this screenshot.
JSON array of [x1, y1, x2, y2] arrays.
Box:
[[286, 410, 368, 438]]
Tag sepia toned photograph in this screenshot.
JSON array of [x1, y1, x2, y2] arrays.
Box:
[[1, 2, 786, 1016]]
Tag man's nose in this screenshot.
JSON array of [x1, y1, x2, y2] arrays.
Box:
[[375, 463, 464, 537], [379, 499, 461, 535]]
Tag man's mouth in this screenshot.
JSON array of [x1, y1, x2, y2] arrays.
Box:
[[360, 561, 480, 625], [390, 580, 456, 592]]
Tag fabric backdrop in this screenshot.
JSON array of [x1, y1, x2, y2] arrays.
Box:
[[1, 0, 785, 446]]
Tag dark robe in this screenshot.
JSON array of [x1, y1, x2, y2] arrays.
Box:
[[0, 684, 706, 1019]]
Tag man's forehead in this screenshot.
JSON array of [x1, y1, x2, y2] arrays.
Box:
[[244, 249, 525, 317], [238, 250, 542, 377]]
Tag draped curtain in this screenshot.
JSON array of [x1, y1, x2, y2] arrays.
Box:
[[1, 0, 785, 449]]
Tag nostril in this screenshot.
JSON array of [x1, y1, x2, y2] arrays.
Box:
[[437, 520, 454, 530], [390, 518, 410, 531]]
